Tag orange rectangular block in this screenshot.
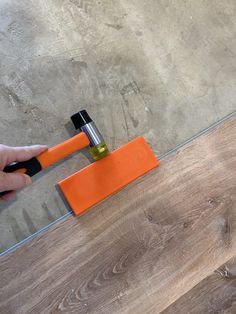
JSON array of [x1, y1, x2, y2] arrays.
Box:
[[58, 137, 160, 216]]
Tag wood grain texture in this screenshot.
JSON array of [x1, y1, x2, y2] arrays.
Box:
[[0, 114, 236, 313], [162, 257, 236, 314]]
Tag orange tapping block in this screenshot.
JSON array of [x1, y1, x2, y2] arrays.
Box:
[[58, 137, 160, 216]]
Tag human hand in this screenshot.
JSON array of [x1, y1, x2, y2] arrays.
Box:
[[0, 145, 47, 201]]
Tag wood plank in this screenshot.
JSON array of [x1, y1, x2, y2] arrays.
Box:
[[0, 114, 236, 314], [162, 257, 236, 314]]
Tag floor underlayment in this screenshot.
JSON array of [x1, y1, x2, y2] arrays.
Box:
[[0, 0, 236, 252]]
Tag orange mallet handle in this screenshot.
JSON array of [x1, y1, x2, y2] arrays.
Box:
[[1, 132, 89, 179], [37, 132, 89, 169]]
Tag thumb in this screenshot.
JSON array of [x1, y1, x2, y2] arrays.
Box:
[[0, 172, 32, 192]]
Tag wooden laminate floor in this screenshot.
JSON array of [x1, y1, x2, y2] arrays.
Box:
[[0, 113, 236, 313]]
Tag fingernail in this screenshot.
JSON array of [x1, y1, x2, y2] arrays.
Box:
[[24, 175, 32, 186]]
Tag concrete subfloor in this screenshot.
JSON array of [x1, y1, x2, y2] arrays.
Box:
[[0, 0, 236, 252]]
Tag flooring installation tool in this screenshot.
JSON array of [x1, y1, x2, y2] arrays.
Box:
[[0, 110, 107, 197], [59, 136, 159, 215], [0, 110, 160, 214]]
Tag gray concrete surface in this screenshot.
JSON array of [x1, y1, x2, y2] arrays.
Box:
[[0, 0, 235, 252]]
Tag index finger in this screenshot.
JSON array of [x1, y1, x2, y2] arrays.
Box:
[[0, 145, 48, 168]]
